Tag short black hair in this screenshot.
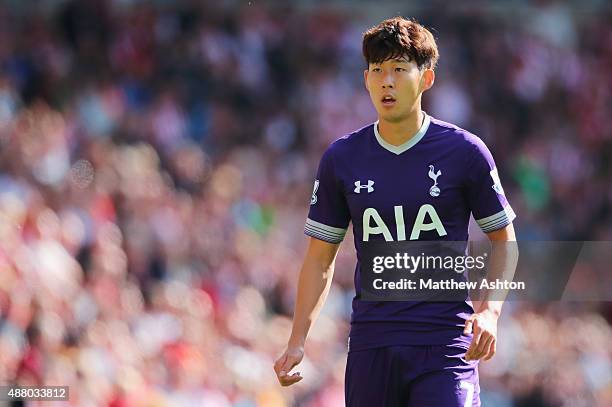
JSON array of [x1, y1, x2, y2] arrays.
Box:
[[362, 17, 439, 69]]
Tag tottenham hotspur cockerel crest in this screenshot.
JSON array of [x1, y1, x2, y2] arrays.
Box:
[[428, 165, 441, 197]]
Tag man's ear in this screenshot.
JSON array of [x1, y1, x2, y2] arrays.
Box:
[[364, 69, 369, 91], [420, 68, 435, 92]]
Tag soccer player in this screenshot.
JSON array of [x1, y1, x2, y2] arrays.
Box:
[[274, 17, 517, 406]]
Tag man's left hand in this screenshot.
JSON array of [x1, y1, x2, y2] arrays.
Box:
[[463, 309, 499, 361]]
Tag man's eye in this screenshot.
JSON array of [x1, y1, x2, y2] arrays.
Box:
[[372, 68, 381, 72], [395, 67, 406, 72]]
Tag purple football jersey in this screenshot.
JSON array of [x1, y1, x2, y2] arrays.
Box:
[[305, 112, 516, 351]]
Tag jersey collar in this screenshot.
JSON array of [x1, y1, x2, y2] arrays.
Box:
[[374, 112, 431, 155]]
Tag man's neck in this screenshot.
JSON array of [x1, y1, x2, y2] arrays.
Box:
[[377, 109, 424, 147]]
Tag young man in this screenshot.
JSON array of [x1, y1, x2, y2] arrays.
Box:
[[274, 17, 517, 406]]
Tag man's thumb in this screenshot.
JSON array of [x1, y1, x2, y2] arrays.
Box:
[[463, 319, 473, 335], [280, 355, 297, 376]]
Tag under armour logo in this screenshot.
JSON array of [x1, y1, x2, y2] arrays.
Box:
[[428, 165, 442, 197], [354, 180, 374, 193]]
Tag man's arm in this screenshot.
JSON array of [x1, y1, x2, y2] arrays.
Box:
[[273, 237, 341, 386], [464, 223, 519, 361]]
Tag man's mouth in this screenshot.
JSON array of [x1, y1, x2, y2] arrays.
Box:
[[381, 95, 396, 106]]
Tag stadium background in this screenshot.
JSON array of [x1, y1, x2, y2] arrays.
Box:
[[0, 0, 610, 405]]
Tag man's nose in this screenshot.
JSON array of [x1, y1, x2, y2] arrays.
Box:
[[382, 72, 394, 88]]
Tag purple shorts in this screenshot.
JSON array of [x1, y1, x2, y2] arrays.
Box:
[[345, 343, 480, 407]]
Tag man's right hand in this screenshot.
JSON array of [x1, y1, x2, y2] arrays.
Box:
[[273, 346, 304, 386]]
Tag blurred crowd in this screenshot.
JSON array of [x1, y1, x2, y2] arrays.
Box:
[[0, 0, 611, 406]]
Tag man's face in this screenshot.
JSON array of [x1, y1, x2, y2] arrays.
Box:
[[364, 57, 434, 123]]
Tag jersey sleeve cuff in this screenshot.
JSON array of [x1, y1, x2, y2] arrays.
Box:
[[304, 218, 347, 244], [476, 205, 516, 233]]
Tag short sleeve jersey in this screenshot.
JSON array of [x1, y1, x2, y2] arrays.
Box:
[[305, 113, 516, 351]]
